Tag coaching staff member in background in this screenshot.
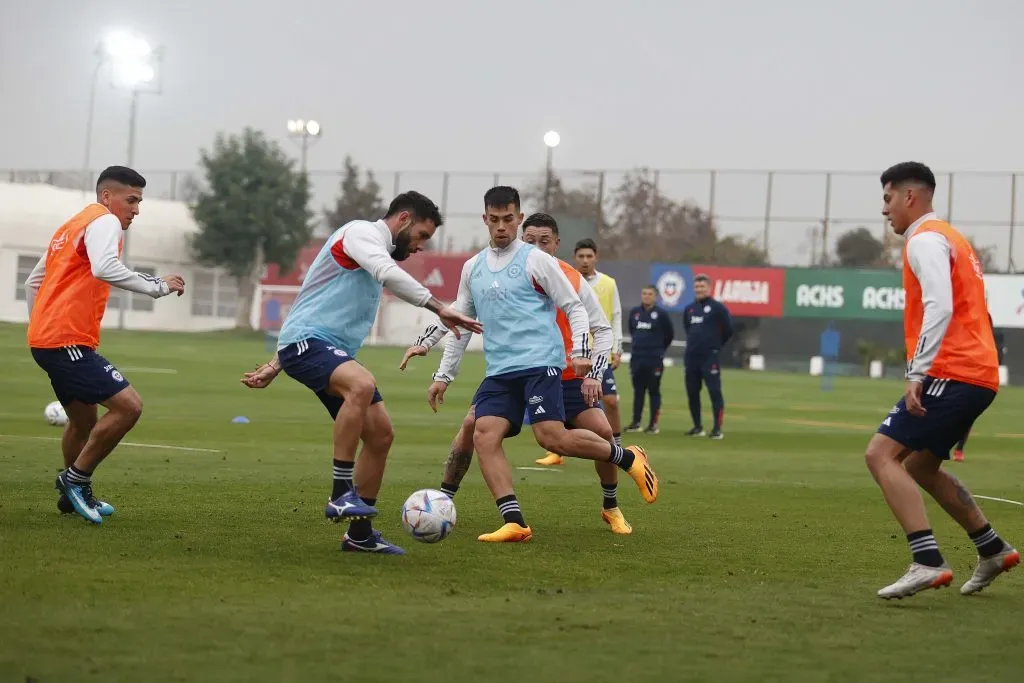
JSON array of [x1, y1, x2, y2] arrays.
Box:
[[626, 285, 674, 434], [683, 273, 733, 440]]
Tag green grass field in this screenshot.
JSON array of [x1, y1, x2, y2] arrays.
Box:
[[2, 322, 1023, 683]]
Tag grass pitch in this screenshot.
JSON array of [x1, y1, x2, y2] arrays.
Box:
[[1, 323, 1023, 682]]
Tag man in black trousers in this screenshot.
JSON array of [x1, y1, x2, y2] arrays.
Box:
[[683, 273, 733, 440], [626, 285, 674, 434]]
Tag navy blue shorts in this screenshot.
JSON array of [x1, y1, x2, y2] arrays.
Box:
[[31, 346, 130, 406], [602, 367, 618, 397], [877, 377, 996, 460], [278, 338, 382, 420], [473, 367, 564, 438], [562, 378, 603, 424]]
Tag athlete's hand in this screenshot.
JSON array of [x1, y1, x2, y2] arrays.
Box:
[[904, 380, 926, 417], [571, 356, 593, 378], [582, 377, 603, 406], [437, 306, 483, 339], [427, 381, 448, 413], [399, 345, 428, 371], [163, 274, 186, 297], [610, 353, 621, 370], [242, 363, 280, 389]]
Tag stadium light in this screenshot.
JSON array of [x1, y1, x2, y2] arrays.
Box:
[[543, 130, 561, 212], [287, 119, 323, 172], [80, 28, 164, 330]]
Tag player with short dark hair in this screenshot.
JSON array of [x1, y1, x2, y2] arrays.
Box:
[[867, 161, 1018, 599], [241, 191, 480, 555], [625, 286, 674, 433], [571, 238, 625, 447], [405, 212, 637, 535], [682, 273, 733, 439], [414, 189, 657, 543], [25, 165, 186, 523]]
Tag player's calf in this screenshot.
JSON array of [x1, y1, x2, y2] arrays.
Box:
[[441, 407, 476, 497], [473, 417, 531, 539]]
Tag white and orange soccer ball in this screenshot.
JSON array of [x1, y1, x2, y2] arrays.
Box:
[[401, 489, 456, 543]]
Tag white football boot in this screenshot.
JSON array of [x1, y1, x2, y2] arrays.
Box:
[[877, 563, 954, 600], [960, 546, 1021, 596]]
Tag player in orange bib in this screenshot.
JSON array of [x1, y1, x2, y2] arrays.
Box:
[[24, 166, 185, 524], [865, 162, 1018, 599]]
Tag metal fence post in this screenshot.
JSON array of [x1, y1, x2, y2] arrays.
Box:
[[821, 172, 832, 265], [946, 173, 954, 222], [1010, 173, 1018, 272], [440, 172, 450, 252], [763, 171, 773, 257]]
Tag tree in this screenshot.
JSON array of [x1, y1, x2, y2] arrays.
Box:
[[835, 227, 887, 268], [190, 128, 313, 329], [602, 168, 767, 265], [968, 237, 998, 272], [324, 156, 386, 230], [523, 172, 607, 227]]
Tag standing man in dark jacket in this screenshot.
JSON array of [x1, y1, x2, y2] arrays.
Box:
[[683, 273, 733, 439], [626, 285, 675, 434]]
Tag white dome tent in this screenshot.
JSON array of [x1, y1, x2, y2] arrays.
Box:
[[0, 181, 252, 331]]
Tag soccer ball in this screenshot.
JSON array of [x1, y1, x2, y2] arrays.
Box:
[[401, 489, 456, 543], [44, 401, 68, 427]]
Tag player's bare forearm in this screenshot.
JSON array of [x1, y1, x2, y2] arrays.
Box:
[[424, 297, 444, 314]]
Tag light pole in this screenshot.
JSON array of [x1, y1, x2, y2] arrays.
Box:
[[543, 130, 560, 213], [81, 30, 162, 329], [287, 119, 323, 172], [82, 31, 160, 192]]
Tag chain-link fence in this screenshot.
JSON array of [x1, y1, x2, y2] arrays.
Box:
[[4, 167, 1019, 270]]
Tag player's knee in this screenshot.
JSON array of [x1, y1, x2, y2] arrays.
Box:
[[347, 378, 377, 406], [455, 417, 476, 453], [472, 424, 502, 455], [590, 421, 614, 442], [111, 389, 143, 425], [533, 425, 566, 453], [864, 439, 896, 473], [603, 395, 618, 408]]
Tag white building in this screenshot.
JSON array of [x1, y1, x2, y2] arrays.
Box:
[[0, 182, 248, 330]]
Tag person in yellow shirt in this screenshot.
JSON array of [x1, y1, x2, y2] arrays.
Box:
[[536, 237, 625, 464]]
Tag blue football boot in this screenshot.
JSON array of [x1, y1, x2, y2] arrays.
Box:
[[58, 485, 115, 517], [324, 489, 378, 522], [341, 530, 406, 555], [54, 472, 103, 524]]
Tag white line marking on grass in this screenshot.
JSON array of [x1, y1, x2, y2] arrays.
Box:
[[515, 467, 562, 472], [0, 434, 220, 453], [784, 418, 873, 431], [975, 495, 1024, 507], [119, 366, 179, 374]]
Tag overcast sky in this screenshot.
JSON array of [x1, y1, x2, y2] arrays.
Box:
[[1, 0, 1022, 262]]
